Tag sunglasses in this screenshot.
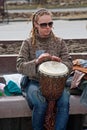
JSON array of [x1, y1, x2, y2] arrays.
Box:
[[37, 22, 53, 28]]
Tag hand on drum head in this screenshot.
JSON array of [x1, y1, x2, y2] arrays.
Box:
[[36, 53, 52, 65], [51, 55, 62, 62]]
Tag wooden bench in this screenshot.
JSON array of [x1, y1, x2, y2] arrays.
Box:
[[0, 53, 87, 130], [0, 53, 87, 118]]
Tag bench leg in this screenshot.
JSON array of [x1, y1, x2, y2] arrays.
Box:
[[0, 117, 33, 130], [67, 114, 84, 130]]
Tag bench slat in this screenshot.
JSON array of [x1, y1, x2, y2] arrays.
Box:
[[0, 95, 87, 118], [0, 96, 31, 118]]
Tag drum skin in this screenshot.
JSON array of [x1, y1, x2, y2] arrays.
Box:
[[38, 61, 69, 100]]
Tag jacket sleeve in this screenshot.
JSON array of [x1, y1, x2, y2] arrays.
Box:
[[16, 39, 37, 78], [59, 39, 73, 74]]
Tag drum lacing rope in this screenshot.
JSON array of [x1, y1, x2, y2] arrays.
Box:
[[44, 100, 57, 130]]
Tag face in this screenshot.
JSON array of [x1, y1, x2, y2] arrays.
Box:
[[35, 15, 53, 37]]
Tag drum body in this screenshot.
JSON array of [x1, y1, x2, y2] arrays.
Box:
[[38, 61, 69, 100]]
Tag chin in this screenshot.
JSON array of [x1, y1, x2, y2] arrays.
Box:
[[45, 32, 50, 36]]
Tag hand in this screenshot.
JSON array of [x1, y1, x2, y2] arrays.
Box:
[[72, 59, 80, 65], [36, 53, 51, 65], [51, 55, 62, 62]]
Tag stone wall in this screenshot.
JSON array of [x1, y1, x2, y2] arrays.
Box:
[[0, 39, 87, 54]]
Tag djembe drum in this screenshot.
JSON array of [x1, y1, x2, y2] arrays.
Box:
[[38, 61, 69, 130]]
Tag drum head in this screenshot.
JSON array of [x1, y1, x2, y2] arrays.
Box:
[[38, 61, 68, 77]]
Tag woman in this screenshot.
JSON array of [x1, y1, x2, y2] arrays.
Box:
[[16, 8, 72, 130]]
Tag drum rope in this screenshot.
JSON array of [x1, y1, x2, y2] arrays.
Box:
[[44, 100, 57, 130]]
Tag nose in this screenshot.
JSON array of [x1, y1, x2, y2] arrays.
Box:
[[46, 24, 51, 28]]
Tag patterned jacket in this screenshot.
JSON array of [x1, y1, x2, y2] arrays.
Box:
[[16, 33, 72, 81]]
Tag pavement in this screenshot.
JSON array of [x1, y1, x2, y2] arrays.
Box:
[[7, 7, 87, 13], [0, 7, 87, 41], [0, 19, 87, 41]]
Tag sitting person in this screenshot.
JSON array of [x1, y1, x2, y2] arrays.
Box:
[[16, 8, 72, 130]]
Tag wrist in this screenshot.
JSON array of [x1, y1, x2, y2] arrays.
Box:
[[35, 59, 39, 65]]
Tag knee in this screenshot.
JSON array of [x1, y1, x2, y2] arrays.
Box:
[[31, 90, 47, 109], [57, 89, 70, 107]]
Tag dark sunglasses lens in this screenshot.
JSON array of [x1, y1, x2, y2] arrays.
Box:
[[48, 22, 53, 27], [40, 22, 53, 28], [40, 23, 47, 28]]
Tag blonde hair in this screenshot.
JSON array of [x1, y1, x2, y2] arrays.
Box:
[[30, 8, 55, 45]]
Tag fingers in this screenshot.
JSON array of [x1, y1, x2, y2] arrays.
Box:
[[36, 53, 51, 65], [39, 53, 51, 59], [51, 55, 62, 62], [36, 53, 62, 65]]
